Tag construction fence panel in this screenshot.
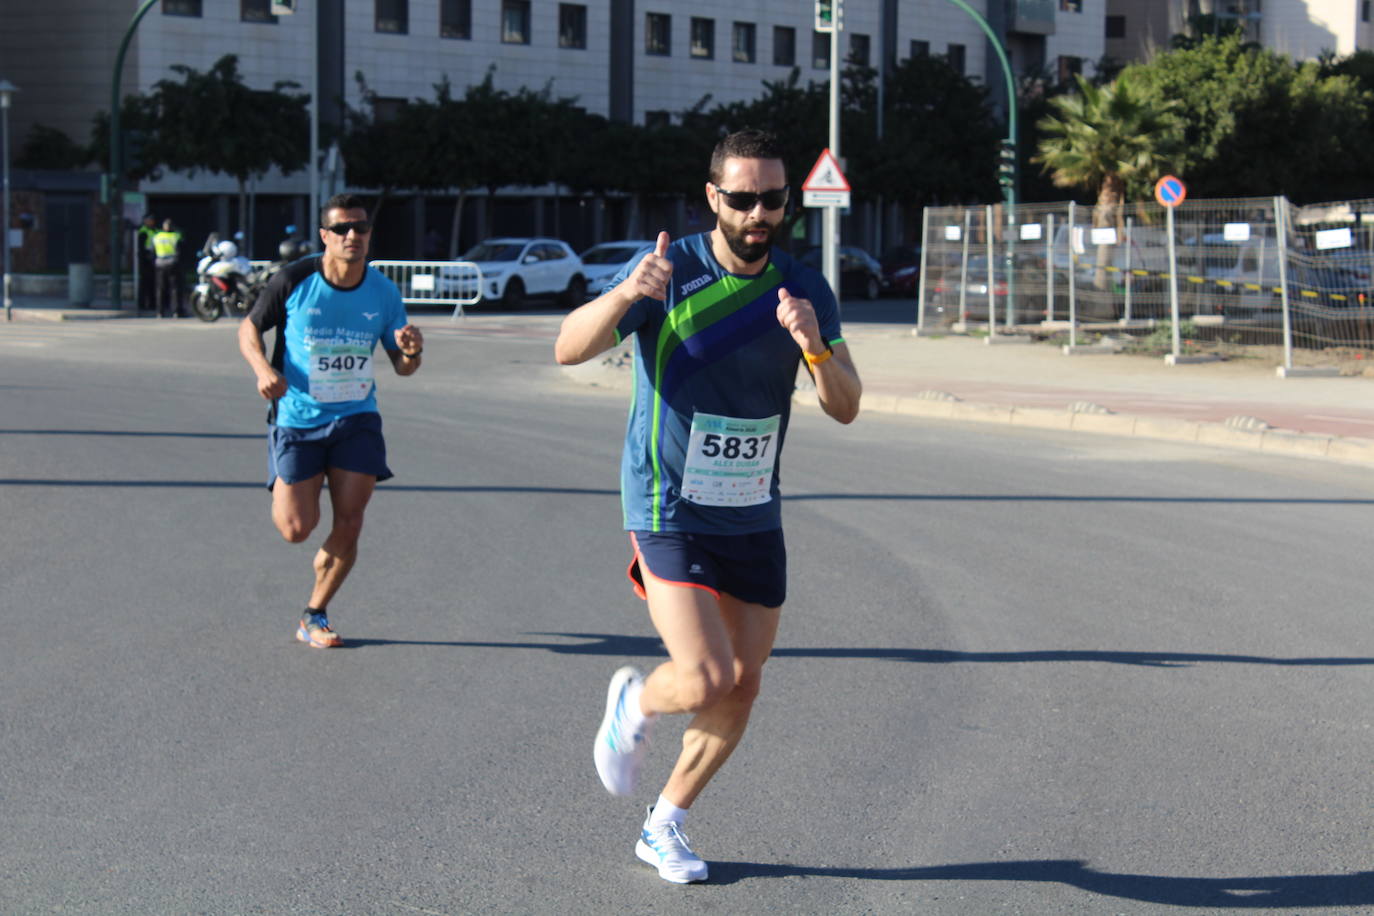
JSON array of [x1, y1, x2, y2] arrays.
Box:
[[919, 195, 1374, 352]]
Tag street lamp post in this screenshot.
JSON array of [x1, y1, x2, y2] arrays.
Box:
[[1, 79, 16, 323]]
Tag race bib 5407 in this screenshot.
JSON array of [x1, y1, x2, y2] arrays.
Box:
[[307, 342, 374, 403]]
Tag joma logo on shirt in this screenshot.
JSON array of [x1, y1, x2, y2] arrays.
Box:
[[679, 275, 711, 298]]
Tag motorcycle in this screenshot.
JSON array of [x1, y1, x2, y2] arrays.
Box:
[[189, 238, 310, 322], [190, 239, 257, 322]]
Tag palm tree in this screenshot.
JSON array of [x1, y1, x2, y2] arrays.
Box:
[[1035, 73, 1181, 288]]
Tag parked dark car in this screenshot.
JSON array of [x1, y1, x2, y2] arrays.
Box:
[[880, 245, 922, 296], [797, 245, 884, 300]]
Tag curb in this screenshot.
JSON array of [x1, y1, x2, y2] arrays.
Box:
[[10, 307, 139, 322]]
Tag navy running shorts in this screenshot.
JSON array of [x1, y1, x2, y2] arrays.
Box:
[[628, 529, 787, 609], [266, 411, 392, 489]]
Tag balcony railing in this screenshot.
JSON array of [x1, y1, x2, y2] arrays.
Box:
[[1010, 0, 1055, 35]]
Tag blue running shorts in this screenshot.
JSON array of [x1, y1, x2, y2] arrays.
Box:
[[627, 529, 787, 609], [266, 411, 392, 489]]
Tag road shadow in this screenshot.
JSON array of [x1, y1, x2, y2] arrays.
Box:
[[0, 428, 260, 439], [704, 858, 1374, 908], [373, 632, 1374, 668]]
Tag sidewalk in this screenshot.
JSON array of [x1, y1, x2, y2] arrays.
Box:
[[12, 295, 1374, 466], [5, 295, 141, 321]]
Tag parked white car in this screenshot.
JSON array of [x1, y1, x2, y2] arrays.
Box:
[[578, 240, 657, 300], [440, 237, 586, 308]]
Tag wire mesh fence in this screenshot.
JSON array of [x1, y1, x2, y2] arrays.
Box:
[[918, 195, 1374, 355]]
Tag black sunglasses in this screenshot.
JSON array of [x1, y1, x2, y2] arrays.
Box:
[[712, 184, 789, 212], [323, 220, 373, 236]]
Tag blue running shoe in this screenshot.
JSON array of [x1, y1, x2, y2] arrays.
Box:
[[297, 611, 342, 648], [636, 807, 708, 884], [594, 666, 649, 795]]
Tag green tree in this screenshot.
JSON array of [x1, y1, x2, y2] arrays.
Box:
[[15, 124, 89, 170], [88, 94, 163, 183], [1035, 73, 1181, 286], [1125, 34, 1374, 201], [1035, 72, 1180, 222], [855, 54, 1001, 233], [147, 55, 309, 236]]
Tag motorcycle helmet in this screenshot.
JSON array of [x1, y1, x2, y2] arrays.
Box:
[[279, 240, 300, 261], [214, 240, 239, 259]]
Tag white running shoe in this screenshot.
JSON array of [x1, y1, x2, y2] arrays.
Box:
[[594, 666, 649, 796], [636, 809, 709, 884]]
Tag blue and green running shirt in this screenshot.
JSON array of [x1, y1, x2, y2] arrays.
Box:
[[247, 256, 409, 429], [608, 232, 844, 534]]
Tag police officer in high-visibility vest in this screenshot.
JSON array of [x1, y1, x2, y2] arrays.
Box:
[[136, 214, 158, 314], [152, 219, 184, 319]]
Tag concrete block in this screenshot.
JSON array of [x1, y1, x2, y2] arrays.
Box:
[[1164, 353, 1223, 366], [1276, 365, 1342, 379], [1062, 343, 1122, 356], [985, 333, 1034, 346]]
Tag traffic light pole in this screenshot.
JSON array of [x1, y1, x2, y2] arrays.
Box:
[[108, 0, 161, 311], [941, 0, 1018, 327]]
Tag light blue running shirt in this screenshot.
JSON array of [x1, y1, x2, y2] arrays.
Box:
[[247, 256, 409, 429]]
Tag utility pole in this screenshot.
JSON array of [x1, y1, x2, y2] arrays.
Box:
[[107, 0, 161, 311], [816, 0, 843, 298]]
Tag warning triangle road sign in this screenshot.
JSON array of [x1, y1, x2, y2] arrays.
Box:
[[802, 149, 850, 192]]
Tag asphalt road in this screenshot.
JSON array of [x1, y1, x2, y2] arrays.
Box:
[[2, 312, 1372, 914]]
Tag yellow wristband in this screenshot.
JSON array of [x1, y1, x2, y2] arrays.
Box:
[[803, 346, 833, 367]]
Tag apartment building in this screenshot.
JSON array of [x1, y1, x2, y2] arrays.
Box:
[[1, 0, 1103, 263], [1105, 0, 1374, 65]]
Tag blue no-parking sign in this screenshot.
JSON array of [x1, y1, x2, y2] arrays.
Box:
[[1155, 175, 1186, 207]]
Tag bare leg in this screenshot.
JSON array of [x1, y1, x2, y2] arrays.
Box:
[[638, 571, 782, 809], [305, 467, 376, 611]]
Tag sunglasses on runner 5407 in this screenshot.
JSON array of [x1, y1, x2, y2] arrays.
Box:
[[323, 220, 373, 236], [711, 184, 789, 212]]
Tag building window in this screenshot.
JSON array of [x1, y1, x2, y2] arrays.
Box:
[[645, 110, 671, 128], [376, 0, 407, 34], [773, 26, 796, 66], [910, 39, 930, 58], [241, 0, 278, 23], [1364, 0, 1371, 21], [812, 30, 830, 69], [162, 0, 202, 16], [502, 0, 531, 43], [441, 0, 471, 38], [1060, 0, 1082, 11], [691, 18, 714, 59], [1058, 55, 1083, 82], [559, 4, 586, 48], [1105, 15, 1126, 38], [733, 22, 756, 63], [849, 33, 870, 66], [946, 43, 965, 74], [646, 13, 671, 56]]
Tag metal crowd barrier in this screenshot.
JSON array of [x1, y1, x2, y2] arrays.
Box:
[[369, 260, 485, 320]]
